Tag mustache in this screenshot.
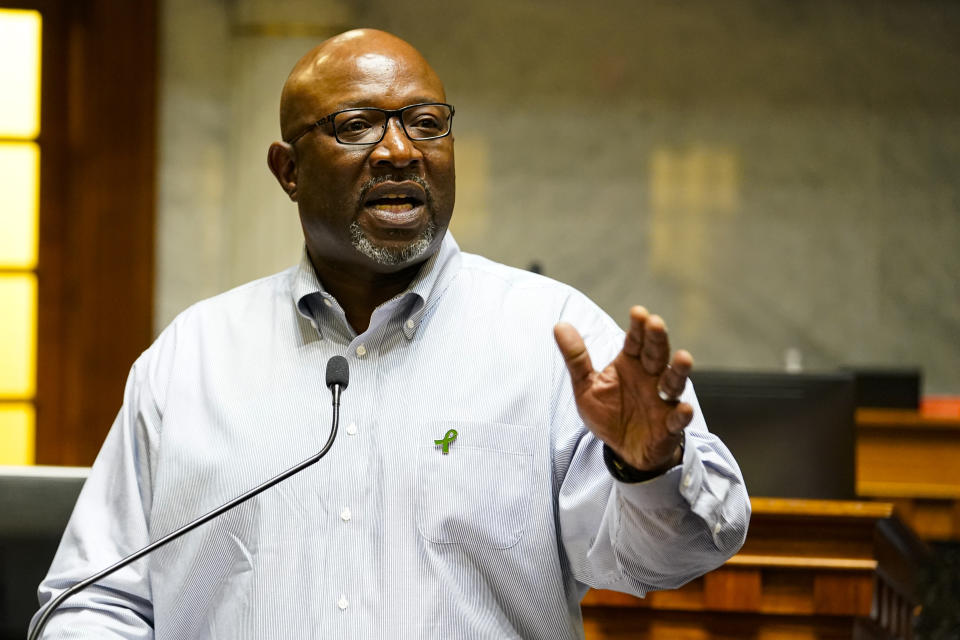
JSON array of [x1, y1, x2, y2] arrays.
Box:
[[358, 174, 433, 207]]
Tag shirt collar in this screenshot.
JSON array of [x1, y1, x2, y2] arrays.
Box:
[[291, 232, 462, 340]]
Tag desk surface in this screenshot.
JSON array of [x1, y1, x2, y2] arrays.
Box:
[[857, 407, 960, 430]]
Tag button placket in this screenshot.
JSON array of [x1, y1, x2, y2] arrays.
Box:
[[331, 334, 378, 628], [330, 385, 364, 628]]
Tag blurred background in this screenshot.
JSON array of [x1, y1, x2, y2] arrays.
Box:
[[1, 0, 960, 635], [159, 0, 960, 385], [2, 0, 957, 467]]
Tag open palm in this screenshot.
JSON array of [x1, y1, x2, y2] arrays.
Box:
[[554, 306, 694, 472]]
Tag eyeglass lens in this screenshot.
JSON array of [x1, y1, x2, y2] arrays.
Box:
[[333, 104, 452, 144]]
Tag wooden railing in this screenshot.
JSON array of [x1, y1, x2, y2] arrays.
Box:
[[856, 408, 960, 540], [579, 406, 959, 638], [582, 498, 929, 640]]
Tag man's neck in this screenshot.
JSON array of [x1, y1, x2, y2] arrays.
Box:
[[309, 254, 426, 334]]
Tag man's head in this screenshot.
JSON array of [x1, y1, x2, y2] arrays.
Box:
[[268, 29, 455, 275]]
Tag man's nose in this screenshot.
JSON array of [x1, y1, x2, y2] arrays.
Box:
[[369, 118, 422, 168]]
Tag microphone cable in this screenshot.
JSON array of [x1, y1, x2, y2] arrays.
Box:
[[28, 355, 350, 640]]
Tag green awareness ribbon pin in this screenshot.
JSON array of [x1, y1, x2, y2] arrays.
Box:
[[434, 429, 458, 454]]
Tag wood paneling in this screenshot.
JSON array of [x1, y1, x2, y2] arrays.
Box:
[[582, 610, 885, 640], [14, 0, 157, 465], [582, 498, 928, 640], [856, 408, 960, 540]]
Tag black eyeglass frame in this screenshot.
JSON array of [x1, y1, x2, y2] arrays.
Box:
[[286, 102, 456, 146]]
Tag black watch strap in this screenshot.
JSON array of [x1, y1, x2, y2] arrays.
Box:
[[602, 443, 674, 483]]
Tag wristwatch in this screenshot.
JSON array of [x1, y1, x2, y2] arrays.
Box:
[[602, 442, 683, 483]]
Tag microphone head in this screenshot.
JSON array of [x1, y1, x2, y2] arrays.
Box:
[[326, 355, 349, 390]]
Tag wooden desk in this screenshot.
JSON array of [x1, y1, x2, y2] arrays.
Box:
[[856, 408, 960, 540], [582, 498, 928, 640]]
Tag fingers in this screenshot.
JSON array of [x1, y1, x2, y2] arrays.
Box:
[[641, 315, 671, 377], [666, 402, 694, 435], [626, 306, 694, 409], [624, 306, 671, 377], [622, 306, 649, 359], [657, 349, 694, 402], [554, 322, 595, 396]]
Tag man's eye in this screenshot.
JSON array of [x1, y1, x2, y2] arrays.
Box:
[[408, 114, 444, 133], [339, 119, 373, 133]]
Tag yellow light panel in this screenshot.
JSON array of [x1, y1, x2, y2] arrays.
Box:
[[0, 9, 42, 139], [0, 274, 37, 398], [0, 402, 35, 465], [0, 142, 40, 268]]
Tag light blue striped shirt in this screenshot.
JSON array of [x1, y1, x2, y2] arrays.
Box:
[[35, 234, 749, 639]]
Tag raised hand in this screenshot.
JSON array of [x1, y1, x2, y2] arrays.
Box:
[[554, 306, 694, 473]]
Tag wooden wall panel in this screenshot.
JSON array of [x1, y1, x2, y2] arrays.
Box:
[[856, 408, 960, 541], [22, 0, 157, 466]]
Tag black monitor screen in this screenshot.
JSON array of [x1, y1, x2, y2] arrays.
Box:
[[0, 466, 87, 640], [689, 370, 856, 500]]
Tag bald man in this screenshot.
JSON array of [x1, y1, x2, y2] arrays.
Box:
[[33, 30, 749, 639]]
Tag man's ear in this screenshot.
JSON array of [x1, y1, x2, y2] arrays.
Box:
[[267, 141, 298, 201]]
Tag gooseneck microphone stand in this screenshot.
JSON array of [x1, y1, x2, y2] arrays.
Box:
[[28, 355, 350, 640]]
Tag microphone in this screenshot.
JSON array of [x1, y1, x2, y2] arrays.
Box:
[[326, 353, 349, 407], [28, 356, 350, 640]]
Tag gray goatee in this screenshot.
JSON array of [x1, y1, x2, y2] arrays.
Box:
[[349, 218, 436, 266], [352, 174, 437, 265]]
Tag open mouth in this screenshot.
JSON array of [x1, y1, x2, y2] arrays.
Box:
[[362, 182, 428, 228], [368, 194, 423, 214]]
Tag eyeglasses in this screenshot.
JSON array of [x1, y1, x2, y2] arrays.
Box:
[[286, 102, 455, 146]]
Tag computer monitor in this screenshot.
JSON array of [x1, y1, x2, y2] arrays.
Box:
[[689, 370, 856, 500], [842, 366, 922, 409], [0, 466, 87, 640]]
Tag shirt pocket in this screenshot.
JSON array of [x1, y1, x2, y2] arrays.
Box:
[[415, 420, 534, 550]]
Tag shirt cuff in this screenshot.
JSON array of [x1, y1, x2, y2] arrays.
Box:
[[610, 431, 704, 510]]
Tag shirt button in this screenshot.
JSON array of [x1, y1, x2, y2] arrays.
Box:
[[355, 344, 367, 357], [682, 473, 693, 488], [713, 522, 722, 535], [337, 595, 349, 610], [405, 319, 415, 330], [346, 422, 358, 436], [340, 507, 352, 522], [323, 298, 333, 308]]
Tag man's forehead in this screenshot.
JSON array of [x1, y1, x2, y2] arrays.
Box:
[[354, 51, 399, 77], [280, 29, 444, 134], [301, 62, 443, 110], [310, 51, 406, 88]]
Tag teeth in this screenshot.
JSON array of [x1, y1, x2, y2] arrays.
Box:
[[373, 202, 414, 211]]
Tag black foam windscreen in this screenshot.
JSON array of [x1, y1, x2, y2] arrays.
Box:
[[325, 355, 349, 390]]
